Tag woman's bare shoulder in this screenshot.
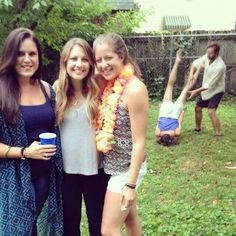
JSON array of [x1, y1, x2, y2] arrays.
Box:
[[126, 77, 148, 95], [41, 80, 51, 97]]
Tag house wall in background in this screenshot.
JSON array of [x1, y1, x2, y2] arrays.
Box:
[[135, 0, 236, 32]]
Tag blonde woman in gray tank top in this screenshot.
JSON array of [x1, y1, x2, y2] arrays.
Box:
[[54, 38, 110, 236], [93, 33, 149, 236]]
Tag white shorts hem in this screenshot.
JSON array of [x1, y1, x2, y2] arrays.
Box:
[[107, 161, 147, 193]]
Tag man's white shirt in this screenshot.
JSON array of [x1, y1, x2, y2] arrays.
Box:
[[193, 54, 226, 100]]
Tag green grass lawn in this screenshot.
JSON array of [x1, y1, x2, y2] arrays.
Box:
[[81, 98, 236, 236], [138, 98, 236, 236]]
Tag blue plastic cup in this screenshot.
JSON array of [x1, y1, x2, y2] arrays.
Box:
[[39, 132, 57, 145]]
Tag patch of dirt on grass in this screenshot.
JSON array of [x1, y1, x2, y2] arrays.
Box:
[[180, 157, 211, 173]]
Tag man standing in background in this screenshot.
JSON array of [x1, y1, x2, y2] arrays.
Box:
[[188, 42, 226, 137]]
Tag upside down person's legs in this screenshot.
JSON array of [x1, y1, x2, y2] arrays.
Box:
[[175, 64, 201, 106], [162, 49, 182, 102]]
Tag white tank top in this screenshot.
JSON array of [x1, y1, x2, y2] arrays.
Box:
[[60, 103, 101, 175]]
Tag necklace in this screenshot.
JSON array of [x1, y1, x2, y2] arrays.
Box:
[[73, 92, 82, 106], [96, 64, 135, 153]]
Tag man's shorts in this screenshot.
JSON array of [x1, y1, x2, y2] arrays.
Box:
[[107, 161, 147, 193], [196, 92, 224, 109], [159, 101, 184, 119]]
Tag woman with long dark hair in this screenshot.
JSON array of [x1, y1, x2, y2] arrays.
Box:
[[0, 28, 63, 235]]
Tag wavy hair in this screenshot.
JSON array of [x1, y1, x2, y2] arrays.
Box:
[[0, 27, 42, 123], [54, 38, 99, 125]]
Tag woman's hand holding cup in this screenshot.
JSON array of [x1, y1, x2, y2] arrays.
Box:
[[24, 133, 57, 160]]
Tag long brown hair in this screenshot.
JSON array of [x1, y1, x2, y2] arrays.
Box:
[[54, 38, 99, 125], [93, 33, 142, 78], [0, 27, 42, 123]]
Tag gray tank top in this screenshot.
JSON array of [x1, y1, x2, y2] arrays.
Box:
[[60, 102, 101, 175]]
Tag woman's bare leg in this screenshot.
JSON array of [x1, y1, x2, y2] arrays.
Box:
[[125, 201, 142, 236], [163, 49, 182, 102], [101, 190, 142, 236], [175, 66, 201, 105]]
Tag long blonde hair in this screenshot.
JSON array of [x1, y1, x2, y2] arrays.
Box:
[[55, 38, 99, 125], [93, 33, 142, 78]]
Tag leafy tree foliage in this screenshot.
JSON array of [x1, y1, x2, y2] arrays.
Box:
[[0, 0, 145, 82]]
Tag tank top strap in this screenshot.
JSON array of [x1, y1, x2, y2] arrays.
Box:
[[118, 77, 138, 106], [118, 91, 125, 105], [39, 81, 50, 102]]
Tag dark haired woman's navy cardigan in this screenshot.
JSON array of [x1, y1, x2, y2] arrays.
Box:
[[0, 86, 63, 236]]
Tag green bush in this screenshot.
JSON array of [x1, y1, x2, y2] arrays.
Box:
[[0, 0, 145, 83]]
